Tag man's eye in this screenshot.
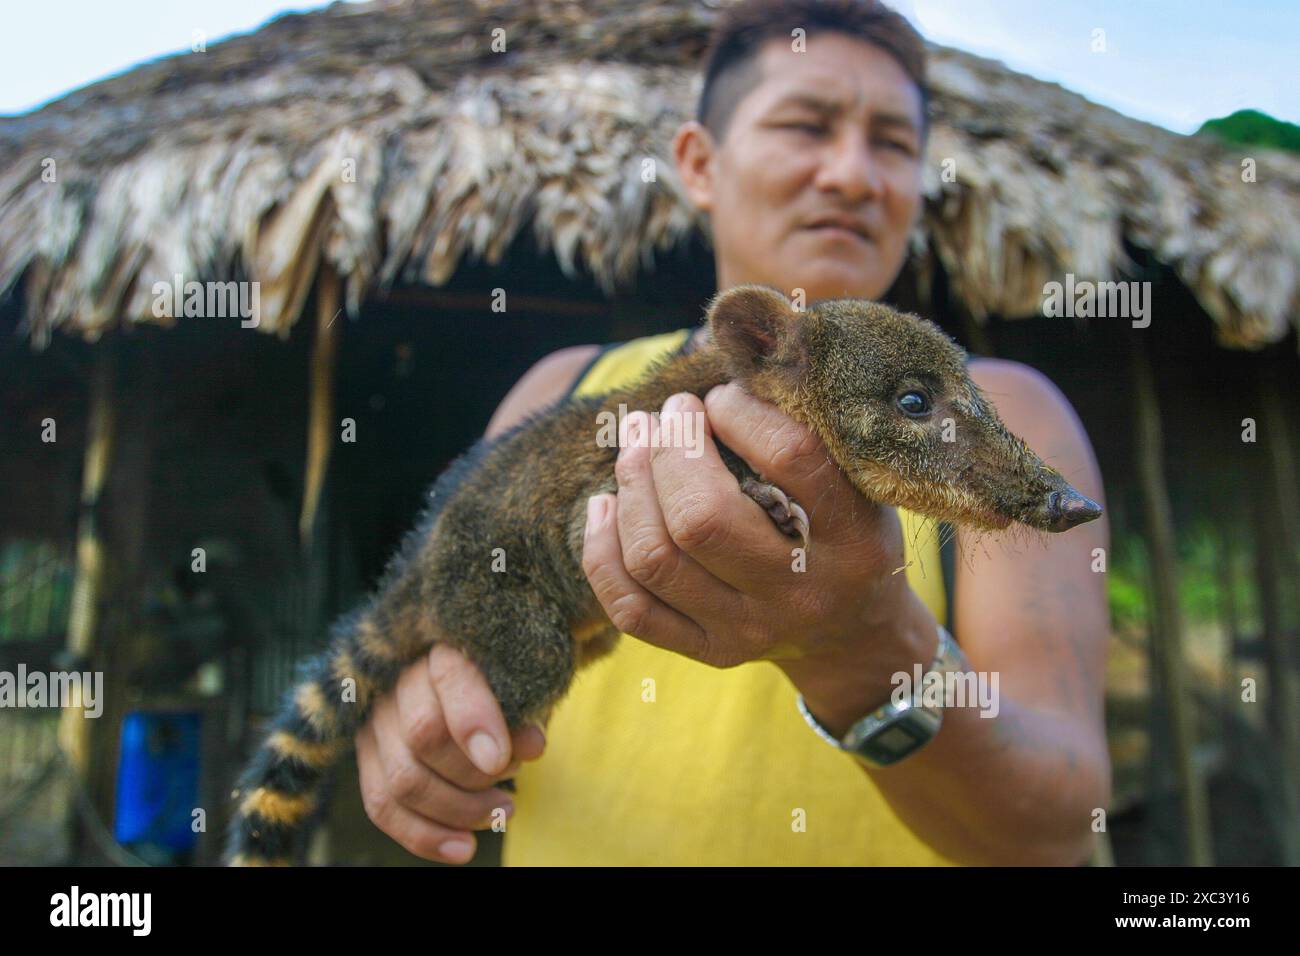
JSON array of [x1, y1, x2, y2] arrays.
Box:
[[878, 139, 915, 154], [782, 122, 825, 134], [897, 391, 931, 416]]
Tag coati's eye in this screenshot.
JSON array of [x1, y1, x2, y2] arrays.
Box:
[[896, 390, 931, 417]]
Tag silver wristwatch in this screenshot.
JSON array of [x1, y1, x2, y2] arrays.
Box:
[[795, 625, 965, 768]]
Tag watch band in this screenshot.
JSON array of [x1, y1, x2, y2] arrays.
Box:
[[795, 624, 965, 767]]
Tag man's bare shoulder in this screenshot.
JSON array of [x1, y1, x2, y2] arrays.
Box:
[[967, 356, 1066, 408], [485, 344, 601, 440], [967, 357, 1094, 467]]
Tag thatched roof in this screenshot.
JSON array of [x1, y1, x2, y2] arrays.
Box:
[[2, 0, 1297, 349]]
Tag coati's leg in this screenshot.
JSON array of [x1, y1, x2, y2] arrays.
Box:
[[575, 624, 622, 667], [714, 440, 811, 549], [740, 478, 810, 550], [459, 592, 580, 729]]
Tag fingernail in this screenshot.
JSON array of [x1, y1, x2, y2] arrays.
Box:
[[529, 722, 547, 747], [586, 495, 606, 534], [663, 393, 682, 416], [468, 731, 501, 774], [438, 838, 474, 862], [626, 413, 642, 447]]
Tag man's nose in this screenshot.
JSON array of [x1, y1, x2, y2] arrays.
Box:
[[814, 130, 883, 202]]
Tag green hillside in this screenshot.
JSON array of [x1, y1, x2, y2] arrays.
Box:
[[1197, 109, 1300, 154]]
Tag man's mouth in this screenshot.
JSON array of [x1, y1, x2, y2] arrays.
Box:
[[803, 217, 873, 244]]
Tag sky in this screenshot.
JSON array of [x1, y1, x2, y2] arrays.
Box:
[[0, 0, 1295, 134]]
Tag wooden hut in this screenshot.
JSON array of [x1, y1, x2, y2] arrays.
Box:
[[0, 0, 1295, 866]]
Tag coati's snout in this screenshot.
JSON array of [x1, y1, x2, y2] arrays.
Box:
[[1037, 483, 1103, 532], [946, 414, 1105, 533], [705, 284, 1103, 534]]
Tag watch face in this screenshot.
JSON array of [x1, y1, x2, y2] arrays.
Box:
[[872, 724, 926, 758], [856, 705, 942, 764]]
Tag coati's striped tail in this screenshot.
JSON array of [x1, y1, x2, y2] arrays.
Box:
[[224, 605, 413, 865]]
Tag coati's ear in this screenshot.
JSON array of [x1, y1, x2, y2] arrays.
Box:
[[707, 285, 801, 374]]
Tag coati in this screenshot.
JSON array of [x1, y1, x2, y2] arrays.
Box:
[[225, 284, 1102, 865]]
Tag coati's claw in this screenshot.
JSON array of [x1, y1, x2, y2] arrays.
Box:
[[741, 478, 810, 550]]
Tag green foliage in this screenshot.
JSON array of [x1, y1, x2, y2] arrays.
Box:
[[1196, 109, 1300, 154], [1106, 523, 1260, 633], [0, 539, 75, 642], [1107, 535, 1149, 630]]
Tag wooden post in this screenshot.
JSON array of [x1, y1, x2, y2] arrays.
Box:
[[1214, 518, 1240, 763], [57, 333, 160, 859], [1252, 361, 1299, 865], [1129, 336, 1213, 866], [92, 338, 158, 855], [1250, 488, 1298, 864], [57, 335, 117, 780], [291, 264, 343, 864], [1258, 359, 1300, 603], [299, 264, 343, 552]]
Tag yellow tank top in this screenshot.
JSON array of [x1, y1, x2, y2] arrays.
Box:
[[502, 328, 958, 865]]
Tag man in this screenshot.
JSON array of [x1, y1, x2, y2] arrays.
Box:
[[356, 0, 1111, 865]]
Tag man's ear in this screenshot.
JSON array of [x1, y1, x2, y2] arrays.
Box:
[[673, 120, 717, 212], [707, 285, 800, 374]]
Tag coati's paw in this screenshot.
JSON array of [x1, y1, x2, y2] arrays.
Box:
[[741, 478, 809, 550]]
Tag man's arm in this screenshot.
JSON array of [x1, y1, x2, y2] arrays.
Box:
[[485, 345, 600, 440], [791, 358, 1112, 865], [580, 356, 1111, 866], [356, 343, 597, 863]]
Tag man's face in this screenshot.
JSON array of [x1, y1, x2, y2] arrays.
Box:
[[678, 32, 925, 302]]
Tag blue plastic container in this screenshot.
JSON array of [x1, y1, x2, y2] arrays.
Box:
[[113, 711, 202, 852]]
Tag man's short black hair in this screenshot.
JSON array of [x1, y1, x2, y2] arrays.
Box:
[[697, 0, 930, 142]]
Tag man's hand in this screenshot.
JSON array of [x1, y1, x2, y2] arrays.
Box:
[[356, 343, 594, 865], [581, 383, 937, 708], [356, 644, 547, 864]]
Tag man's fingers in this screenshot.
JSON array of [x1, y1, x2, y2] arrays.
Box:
[[357, 722, 477, 863], [704, 383, 872, 545], [390, 652, 496, 789], [509, 721, 547, 765], [582, 492, 714, 663], [356, 725, 483, 864], [368, 698, 516, 831], [425, 643, 512, 776], [639, 397, 806, 586], [613, 408, 753, 616], [392, 647, 544, 789]]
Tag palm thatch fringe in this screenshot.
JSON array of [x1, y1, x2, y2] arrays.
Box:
[[0, 0, 1295, 349]]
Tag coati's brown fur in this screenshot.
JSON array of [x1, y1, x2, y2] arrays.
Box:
[[225, 285, 1101, 865]]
